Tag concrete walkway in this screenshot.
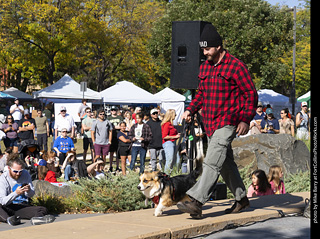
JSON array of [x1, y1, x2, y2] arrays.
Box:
[[0, 192, 309, 239]]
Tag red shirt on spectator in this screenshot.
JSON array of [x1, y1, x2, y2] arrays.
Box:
[[161, 122, 178, 144], [45, 170, 57, 183]]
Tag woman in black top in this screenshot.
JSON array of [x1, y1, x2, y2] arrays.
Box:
[[117, 122, 131, 176]]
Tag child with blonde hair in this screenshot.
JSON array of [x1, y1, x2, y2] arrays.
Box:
[[268, 165, 286, 194]]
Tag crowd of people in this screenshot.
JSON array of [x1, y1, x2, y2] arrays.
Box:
[[0, 96, 311, 226], [0, 99, 188, 180], [248, 101, 310, 140], [0, 98, 311, 180]]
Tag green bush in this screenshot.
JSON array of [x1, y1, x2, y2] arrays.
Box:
[[284, 170, 310, 193], [63, 172, 149, 213], [31, 193, 67, 214]]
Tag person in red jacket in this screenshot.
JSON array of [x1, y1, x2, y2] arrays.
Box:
[[37, 160, 57, 183], [178, 23, 258, 219], [161, 109, 180, 174]]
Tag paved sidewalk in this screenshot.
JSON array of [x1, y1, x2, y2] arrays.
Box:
[[201, 216, 310, 239], [0, 192, 309, 239]]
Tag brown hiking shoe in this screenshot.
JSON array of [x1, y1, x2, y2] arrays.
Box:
[[225, 196, 250, 214], [177, 196, 203, 219]]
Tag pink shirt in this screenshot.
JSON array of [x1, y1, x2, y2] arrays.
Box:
[[247, 185, 274, 198], [270, 180, 286, 194]]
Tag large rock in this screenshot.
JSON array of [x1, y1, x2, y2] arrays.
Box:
[[232, 134, 310, 175], [33, 180, 72, 197]]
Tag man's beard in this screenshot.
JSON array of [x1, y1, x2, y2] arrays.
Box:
[[9, 170, 21, 180], [206, 50, 219, 62]]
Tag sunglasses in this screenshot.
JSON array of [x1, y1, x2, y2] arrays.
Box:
[[7, 117, 12, 119], [61, 110, 66, 112], [152, 112, 158, 115], [61, 131, 67, 133], [86, 111, 91, 113], [99, 113, 105, 116], [10, 167, 23, 174]]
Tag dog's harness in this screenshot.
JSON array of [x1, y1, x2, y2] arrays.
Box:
[[151, 174, 175, 204], [152, 196, 160, 204]]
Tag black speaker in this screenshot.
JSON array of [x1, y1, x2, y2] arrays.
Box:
[[210, 183, 227, 200], [170, 21, 210, 89]]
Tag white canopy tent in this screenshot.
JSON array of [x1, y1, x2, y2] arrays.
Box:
[[100, 80, 160, 104], [258, 89, 300, 117], [154, 87, 185, 125], [33, 74, 101, 100]]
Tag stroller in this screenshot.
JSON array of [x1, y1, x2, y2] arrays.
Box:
[[18, 139, 41, 180]]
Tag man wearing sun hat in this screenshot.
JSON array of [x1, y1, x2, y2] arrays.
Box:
[[296, 101, 310, 140]]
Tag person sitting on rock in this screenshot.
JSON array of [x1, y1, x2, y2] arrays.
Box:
[[0, 153, 55, 226], [37, 160, 57, 183], [247, 169, 274, 197]]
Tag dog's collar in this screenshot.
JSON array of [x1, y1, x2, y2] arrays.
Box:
[[152, 196, 160, 205]]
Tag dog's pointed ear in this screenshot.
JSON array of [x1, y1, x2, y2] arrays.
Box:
[[153, 171, 161, 181]]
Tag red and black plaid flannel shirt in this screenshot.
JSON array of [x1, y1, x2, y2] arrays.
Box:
[[186, 50, 258, 137]]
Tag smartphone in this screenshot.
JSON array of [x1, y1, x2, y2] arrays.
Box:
[[21, 183, 28, 187]]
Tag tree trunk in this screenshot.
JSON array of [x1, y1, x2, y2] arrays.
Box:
[[48, 55, 55, 85]]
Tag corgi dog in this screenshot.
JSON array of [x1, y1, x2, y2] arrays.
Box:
[[137, 159, 202, 217]]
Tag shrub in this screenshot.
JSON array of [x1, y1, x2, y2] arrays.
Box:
[[31, 193, 67, 214], [63, 172, 149, 213], [284, 170, 310, 193]]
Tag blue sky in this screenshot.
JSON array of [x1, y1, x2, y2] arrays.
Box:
[[266, 0, 303, 8]]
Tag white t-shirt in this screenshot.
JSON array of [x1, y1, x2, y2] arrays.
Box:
[[54, 113, 75, 132], [10, 104, 24, 121], [132, 124, 143, 147]]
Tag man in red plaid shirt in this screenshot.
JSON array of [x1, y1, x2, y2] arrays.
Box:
[[178, 23, 258, 219]]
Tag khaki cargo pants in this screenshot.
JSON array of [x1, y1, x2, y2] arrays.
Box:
[[187, 125, 246, 204]]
